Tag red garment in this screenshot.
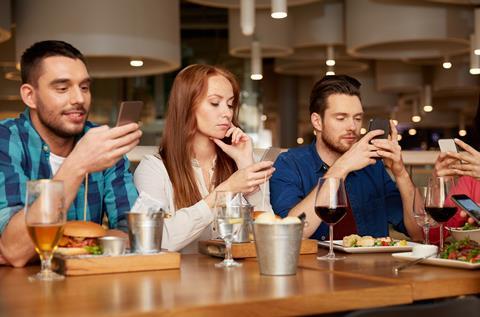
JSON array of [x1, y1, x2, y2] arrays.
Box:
[[428, 176, 480, 244]]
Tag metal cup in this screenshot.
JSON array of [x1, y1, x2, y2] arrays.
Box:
[[232, 204, 253, 243], [127, 212, 164, 254], [98, 236, 126, 255], [253, 222, 304, 275]]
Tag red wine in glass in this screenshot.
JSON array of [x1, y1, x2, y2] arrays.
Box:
[[314, 206, 347, 225], [424, 207, 457, 223]]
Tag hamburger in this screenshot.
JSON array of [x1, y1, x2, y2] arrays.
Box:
[[57, 221, 107, 256]]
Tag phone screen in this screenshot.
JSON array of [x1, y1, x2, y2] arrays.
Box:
[[451, 194, 480, 223]]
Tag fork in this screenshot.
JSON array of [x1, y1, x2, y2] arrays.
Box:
[[393, 252, 437, 274]]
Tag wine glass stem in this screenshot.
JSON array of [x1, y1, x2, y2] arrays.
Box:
[[40, 253, 53, 274], [328, 225, 335, 257], [225, 240, 233, 262], [423, 226, 430, 245], [439, 224, 444, 252]]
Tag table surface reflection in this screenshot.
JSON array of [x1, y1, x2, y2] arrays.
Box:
[[0, 254, 412, 317]]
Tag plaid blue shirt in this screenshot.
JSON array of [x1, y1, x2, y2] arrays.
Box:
[[0, 109, 138, 233]]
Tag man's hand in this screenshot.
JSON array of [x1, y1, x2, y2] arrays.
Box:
[[67, 123, 142, 175], [371, 120, 407, 178], [327, 130, 384, 178]]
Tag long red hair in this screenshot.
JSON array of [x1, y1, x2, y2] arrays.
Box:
[[159, 64, 240, 209]]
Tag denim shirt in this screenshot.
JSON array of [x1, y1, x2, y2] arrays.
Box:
[[269, 141, 407, 240], [0, 109, 138, 233]]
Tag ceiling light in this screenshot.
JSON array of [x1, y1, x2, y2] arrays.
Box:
[[296, 137, 304, 144], [130, 60, 143, 67], [360, 128, 367, 135], [458, 113, 467, 137], [271, 0, 287, 19], [423, 85, 433, 112], [411, 99, 421, 122], [241, 0, 255, 36], [470, 34, 480, 75], [326, 46, 336, 66], [423, 105, 433, 112], [411, 115, 421, 123], [326, 65, 335, 76], [251, 40, 263, 80], [459, 129, 467, 137], [260, 114, 267, 121], [442, 59, 452, 69], [408, 128, 417, 136]]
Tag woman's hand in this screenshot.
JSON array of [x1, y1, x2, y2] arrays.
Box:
[[212, 125, 253, 169], [441, 139, 480, 180], [217, 161, 275, 194]]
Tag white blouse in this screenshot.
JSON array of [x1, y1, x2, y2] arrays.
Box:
[[133, 154, 273, 254]]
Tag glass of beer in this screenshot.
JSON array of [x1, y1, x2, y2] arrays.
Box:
[[25, 180, 66, 281]]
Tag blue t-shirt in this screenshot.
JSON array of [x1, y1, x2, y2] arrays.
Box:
[[270, 141, 407, 240]]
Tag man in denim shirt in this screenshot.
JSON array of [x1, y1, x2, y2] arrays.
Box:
[[0, 41, 142, 267], [270, 75, 422, 241]]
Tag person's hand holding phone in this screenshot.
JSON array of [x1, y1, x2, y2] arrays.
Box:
[[370, 120, 407, 178], [440, 139, 480, 180], [326, 129, 384, 178], [211, 125, 254, 169]]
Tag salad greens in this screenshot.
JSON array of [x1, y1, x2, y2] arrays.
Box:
[[440, 238, 480, 263]]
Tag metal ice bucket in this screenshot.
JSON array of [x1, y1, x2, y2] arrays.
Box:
[[127, 212, 164, 253], [253, 222, 304, 275]]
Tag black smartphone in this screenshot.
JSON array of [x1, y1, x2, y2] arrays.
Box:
[[450, 194, 480, 224], [116, 101, 143, 127], [367, 118, 390, 140]]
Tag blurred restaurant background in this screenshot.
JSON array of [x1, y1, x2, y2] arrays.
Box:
[[1, 0, 479, 178]]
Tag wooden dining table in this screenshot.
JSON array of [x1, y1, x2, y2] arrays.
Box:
[[0, 250, 478, 317]]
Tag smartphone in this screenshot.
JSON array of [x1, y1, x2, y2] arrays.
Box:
[[260, 147, 282, 163], [116, 101, 143, 127], [450, 194, 480, 224], [438, 139, 458, 153], [367, 118, 390, 140]]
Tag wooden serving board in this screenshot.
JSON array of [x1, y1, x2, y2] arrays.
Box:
[[53, 251, 181, 276], [198, 239, 318, 259]]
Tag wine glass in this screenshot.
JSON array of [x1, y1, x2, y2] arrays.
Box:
[[214, 191, 244, 268], [315, 177, 348, 261], [412, 186, 437, 245], [425, 177, 456, 252], [25, 180, 66, 281]]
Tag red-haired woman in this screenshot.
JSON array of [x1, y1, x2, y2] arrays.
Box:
[[134, 65, 275, 253]]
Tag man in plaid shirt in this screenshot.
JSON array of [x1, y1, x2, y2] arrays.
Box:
[[0, 41, 141, 267]]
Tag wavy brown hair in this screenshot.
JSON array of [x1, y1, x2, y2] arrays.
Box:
[[159, 64, 240, 209]]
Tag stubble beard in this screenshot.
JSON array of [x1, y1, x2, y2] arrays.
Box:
[[36, 105, 87, 139]]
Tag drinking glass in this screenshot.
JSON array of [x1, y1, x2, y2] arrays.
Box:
[[315, 177, 348, 261], [214, 191, 244, 268], [412, 186, 437, 245], [425, 177, 456, 252], [25, 180, 66, 281]]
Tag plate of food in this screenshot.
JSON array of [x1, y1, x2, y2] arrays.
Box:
[[392, 238, 480, 270], [447, 223, 480, 244], [318, 234, 416, 253]]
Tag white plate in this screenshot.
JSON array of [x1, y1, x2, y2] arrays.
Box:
[[392, 252, 480, 270], [318, 240, 416, 253]]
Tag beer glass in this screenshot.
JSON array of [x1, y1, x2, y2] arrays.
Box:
[[25, 180, 66, 281]]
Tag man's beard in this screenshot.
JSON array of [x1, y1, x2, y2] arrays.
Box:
[[36, 105, 87, 139], [320, 130, 356, 154]]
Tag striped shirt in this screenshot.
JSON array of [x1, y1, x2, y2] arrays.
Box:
[[0, 109, 138, 233]]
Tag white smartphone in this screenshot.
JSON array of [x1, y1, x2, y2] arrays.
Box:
[[261, 147, 282, 163], [438, 139, 458, 153]]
